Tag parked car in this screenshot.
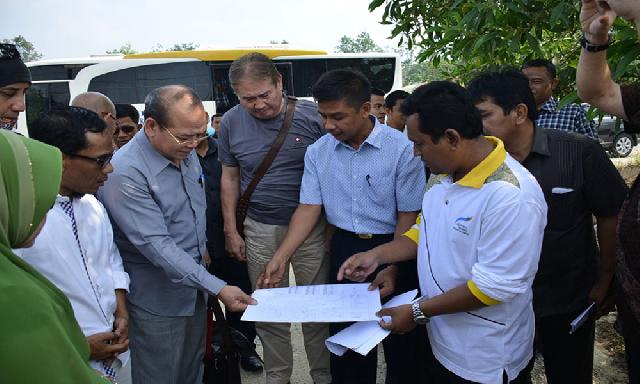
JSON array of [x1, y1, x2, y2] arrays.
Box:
[[582, 103, 637, 158], [595, 115, 637, 157]]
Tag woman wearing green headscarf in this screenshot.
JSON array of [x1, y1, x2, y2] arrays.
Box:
[[0, 130, 109, 383]]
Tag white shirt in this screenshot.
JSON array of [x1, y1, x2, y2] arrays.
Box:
[[413, 139, 547, 383], [14, 194, 130, 369]]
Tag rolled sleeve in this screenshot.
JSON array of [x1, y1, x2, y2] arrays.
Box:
[[112, 270, 130, 292], [471, 197, 546, 303], [100, 170, 227, 296], [395, 144, 426, 212], [299, 146, 323, 205], [402, 213, 422, 244]]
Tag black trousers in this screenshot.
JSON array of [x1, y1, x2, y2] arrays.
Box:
[[425, 340, 533, 384], [535, 309, 596, 384], [329, 229, 394, 384], [209, 252, 257, 345], [382, 324, 430, 384], [382, 259, 431, 384]]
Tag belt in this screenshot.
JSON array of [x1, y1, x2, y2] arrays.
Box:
[[336, 228, 393, 240]]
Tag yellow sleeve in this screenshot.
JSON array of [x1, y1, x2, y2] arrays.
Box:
[[467, 280, 501, 306], [402, 212, 421, 245]]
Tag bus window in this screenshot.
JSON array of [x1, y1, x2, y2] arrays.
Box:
[[274, 63, 293, 97], [325, 58, 395, 93], [290, 59, 326, 97], [30, 64, 94, 81], [88, 62, 213, 105], [210, 63, 238, 108], [25, 82, 71, 131], [289, 57, 396, 98]]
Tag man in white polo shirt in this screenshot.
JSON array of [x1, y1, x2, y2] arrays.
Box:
[[338, 81, 547, 384]]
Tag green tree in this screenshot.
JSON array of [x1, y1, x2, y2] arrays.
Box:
[[394, 47, 455, 86], [151, 42, 200, 52], [2, 35, 42, 62], [369, 0, 640, 101], [335, 32, 384, 53], [106, 42, 137, 55]]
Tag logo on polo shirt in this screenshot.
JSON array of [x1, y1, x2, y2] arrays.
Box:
[[453, 217, 472, 236], [292, 136, 306, 147]]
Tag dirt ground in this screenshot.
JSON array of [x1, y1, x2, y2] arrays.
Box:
[[239, 149, 639, 384]]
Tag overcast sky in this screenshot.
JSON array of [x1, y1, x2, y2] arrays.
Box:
[[5, 0, 400, 60]]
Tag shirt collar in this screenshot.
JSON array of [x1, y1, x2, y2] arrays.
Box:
[[136, 130, 183, 175], [333, 115, 383, 150], [540, 97, 558, 113], [456, 136, 507, 189], [529, 127, 551, 157], [55, 194, 70, 203]]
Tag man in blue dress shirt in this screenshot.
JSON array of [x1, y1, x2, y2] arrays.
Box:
[[98, 85, 255, 384], [258, 69, 426, 384]]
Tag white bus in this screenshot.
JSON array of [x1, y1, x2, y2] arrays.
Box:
[[18, 48, 402, 136]]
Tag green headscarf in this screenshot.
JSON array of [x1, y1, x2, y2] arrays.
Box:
[[0, 130, 109, 383], [0, 129, 61, 248]]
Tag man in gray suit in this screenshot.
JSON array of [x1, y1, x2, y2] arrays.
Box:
[[98, 85, 255, 384]]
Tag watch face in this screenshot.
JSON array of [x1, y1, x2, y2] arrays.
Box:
[[414, 316, 428, 325]]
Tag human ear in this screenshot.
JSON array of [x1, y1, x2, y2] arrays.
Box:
[[444, 129, 461, 150], [361, 101, 372, 118], [144, 118, 158, 137], [514, 104, 529, 125]]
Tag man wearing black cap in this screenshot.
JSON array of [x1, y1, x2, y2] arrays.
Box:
[[0, 44, 31, 131]]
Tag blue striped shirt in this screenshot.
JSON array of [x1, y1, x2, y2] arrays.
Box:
[[299, 118, 425, 234]]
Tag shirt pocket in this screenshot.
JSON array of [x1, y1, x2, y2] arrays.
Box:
[[365, 174, 394, 208], [545, 185, 580, 230]]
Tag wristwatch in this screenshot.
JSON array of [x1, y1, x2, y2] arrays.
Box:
[[580, 33, 613, 52], [411, 298, 429, 325]]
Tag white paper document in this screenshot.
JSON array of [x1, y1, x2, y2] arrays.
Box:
[[325, 290, 418, 356], [241, 283, 382, 323]]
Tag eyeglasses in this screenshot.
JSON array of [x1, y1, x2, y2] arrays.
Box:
[[161, 125, 209, 146], [68, 152, 114, 169], [0, 44, 21, 60]]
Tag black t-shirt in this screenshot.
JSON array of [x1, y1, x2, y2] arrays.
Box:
[[523, 128, 627, 317]]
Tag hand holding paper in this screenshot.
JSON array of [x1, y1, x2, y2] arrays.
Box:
[[325, 290, 418, 356]]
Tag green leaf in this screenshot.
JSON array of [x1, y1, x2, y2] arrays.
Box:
[[558, 90, 578, 109], [549, 3, 563, 25], [368, 0, 385, 11]]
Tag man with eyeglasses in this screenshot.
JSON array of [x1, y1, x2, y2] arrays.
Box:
[[71, 92, 118, 139], [0, 43, 31, 132], [15, 106, 132, 384], [114, 104, 141, 149], [218, 52, 330, 384], [98, 84, 255, 384]]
